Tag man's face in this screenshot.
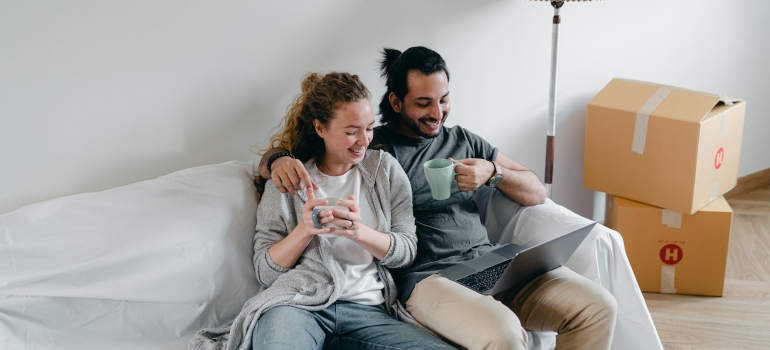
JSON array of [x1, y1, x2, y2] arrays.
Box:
[[391, 70, 450, 139]]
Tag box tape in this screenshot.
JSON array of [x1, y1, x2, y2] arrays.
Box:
[[661, 209, 682, 229], [632, 86, 673, 154], [631, 114, 649, 154], [660, 265, 677, 293]]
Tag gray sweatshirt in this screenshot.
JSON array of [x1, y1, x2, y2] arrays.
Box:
[[189, 149, 418, 350]]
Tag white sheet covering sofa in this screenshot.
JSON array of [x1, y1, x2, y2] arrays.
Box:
[[0, 161, 663, 350]]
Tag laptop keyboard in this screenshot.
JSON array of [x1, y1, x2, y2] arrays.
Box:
[[456, 260, 511, 294]]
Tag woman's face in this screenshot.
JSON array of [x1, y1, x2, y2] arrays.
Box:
[[314, 99, 375, 175]]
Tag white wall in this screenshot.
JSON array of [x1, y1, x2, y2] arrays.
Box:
[[2, 0, 769, 217]]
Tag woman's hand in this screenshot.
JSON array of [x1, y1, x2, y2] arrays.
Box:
[[301, 189, 334, 236], [328, 195, 391, 260], [266, 188, 333, 269], [327, 195, 363, 239]]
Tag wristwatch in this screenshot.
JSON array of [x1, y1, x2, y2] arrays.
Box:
[[486, 161, 503, 187]]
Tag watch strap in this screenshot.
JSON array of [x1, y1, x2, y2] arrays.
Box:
[[266, 152, 295, 173], [486, 161, 502, 186]]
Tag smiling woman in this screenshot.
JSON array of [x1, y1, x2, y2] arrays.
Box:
[[189, 72, 455, 350], [313, 98, 374, 176]]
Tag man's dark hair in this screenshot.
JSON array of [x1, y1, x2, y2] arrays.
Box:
[[378, 46, 450, 124]]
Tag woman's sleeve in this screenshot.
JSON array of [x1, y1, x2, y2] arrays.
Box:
[[253, 181, 294, 287], [378, 152, 417, 268]]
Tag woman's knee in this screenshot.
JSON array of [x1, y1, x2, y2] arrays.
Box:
[[252, 306, 325, 349]]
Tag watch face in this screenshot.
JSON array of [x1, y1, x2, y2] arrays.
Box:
[[489, 174, 503, 187], [487, 161, 503, 187]]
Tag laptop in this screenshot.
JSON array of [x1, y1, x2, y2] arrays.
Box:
[[439, 222, 596, 295]]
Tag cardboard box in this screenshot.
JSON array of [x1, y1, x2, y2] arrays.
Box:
[[605, 195, 732, 296], [584, 78, 746, 214]]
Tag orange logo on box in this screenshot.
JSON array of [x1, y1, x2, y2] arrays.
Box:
[[659, 244, 683, 265], [715, 147, 725, 170]]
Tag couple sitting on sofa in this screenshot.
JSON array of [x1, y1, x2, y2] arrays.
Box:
[[190, 46, 617, 350]]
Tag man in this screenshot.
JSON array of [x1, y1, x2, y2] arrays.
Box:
[[259, 46, 616, 350]]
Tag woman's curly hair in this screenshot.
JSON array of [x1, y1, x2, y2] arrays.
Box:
[[265, 72, 370, 162]]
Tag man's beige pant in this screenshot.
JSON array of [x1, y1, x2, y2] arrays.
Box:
[[406, 267, 617, 350]]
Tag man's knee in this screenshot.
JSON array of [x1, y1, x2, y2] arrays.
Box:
[[549, 267, 617, 325], [472, 325, 528, 350], [557, 280, 617, 349], [568, 284, 617, 333], [592, 286, 618, 326], [408, 275, 528, 350]]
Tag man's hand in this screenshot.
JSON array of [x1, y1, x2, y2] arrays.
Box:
[[450, 157, 495, 191], [270, 156, 319, 194]]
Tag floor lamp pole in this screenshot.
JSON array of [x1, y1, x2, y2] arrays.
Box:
[[545, 1, 562, 199]]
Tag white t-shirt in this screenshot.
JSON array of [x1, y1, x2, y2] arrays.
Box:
[[310, 162, 385, 305]]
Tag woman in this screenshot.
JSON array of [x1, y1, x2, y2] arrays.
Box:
[[189, 72, 454, 350]]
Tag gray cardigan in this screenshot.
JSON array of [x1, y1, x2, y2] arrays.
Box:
[[189, 149, 418, 350]]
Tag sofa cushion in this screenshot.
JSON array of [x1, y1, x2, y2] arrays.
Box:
[[0, 161, 260, 350]]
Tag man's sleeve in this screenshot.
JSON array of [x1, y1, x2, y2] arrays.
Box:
[[460, 126, 498, 162]]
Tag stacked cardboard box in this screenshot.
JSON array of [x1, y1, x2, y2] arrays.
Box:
[[584, 78, 746, 297]]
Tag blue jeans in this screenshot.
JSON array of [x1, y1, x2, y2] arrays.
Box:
[[252, 301, 456, 350]]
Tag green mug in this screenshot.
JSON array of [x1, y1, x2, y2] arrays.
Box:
[[423, 159, 459, 200]]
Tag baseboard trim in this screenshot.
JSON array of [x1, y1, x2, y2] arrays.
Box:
[[725, 168, 770, 199]]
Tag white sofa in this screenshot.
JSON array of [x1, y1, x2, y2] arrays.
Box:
[[475, 187, 662, 350], [0, 161, 662, 350]]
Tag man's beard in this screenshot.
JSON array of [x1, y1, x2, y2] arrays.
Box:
[[401, 114, 444, 139]]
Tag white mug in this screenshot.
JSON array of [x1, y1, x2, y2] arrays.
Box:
[[311, 197, 349, 229]]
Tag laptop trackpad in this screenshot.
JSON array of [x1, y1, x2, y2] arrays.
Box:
[[493, 243, 525, 258], [440, 263, 477, 280], [465, 252, 508, 270]]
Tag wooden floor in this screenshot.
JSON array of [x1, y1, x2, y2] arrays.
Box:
[[643, 185, 770, 350]]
